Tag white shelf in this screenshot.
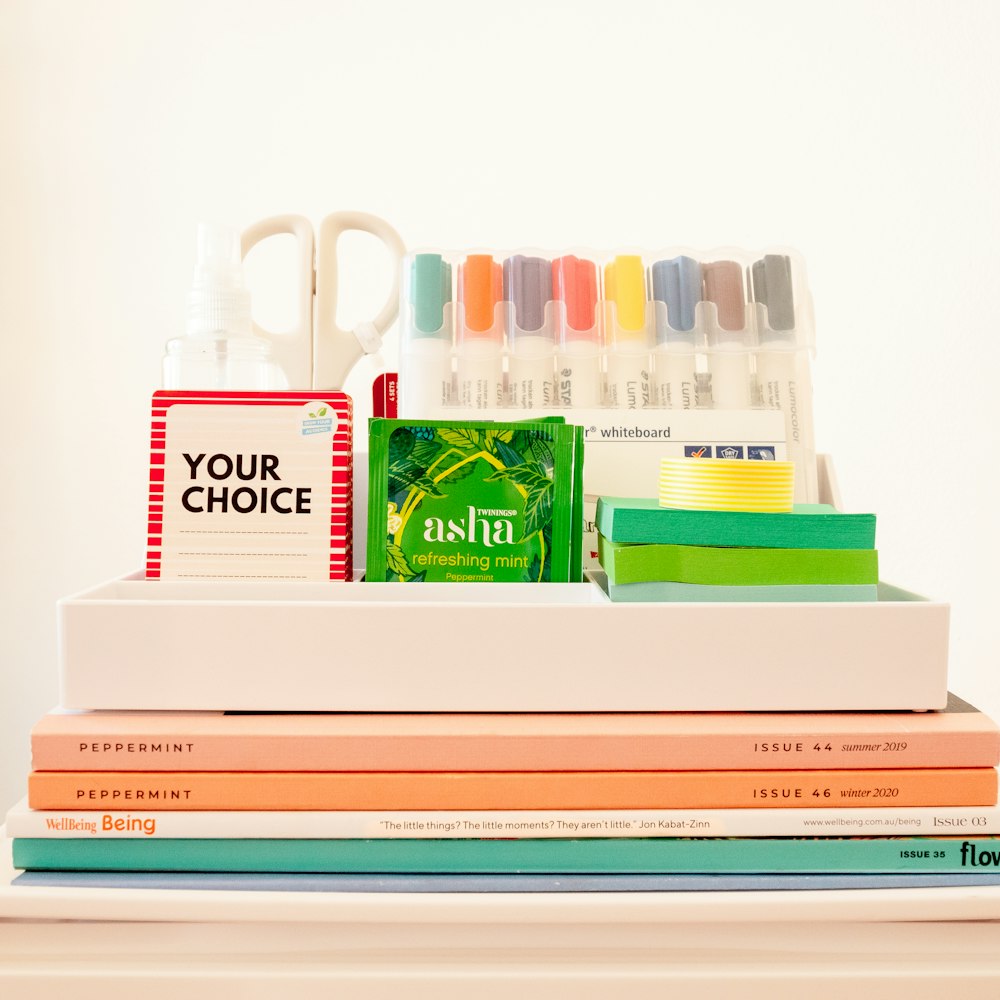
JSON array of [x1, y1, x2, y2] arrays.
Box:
[[2, 831, 1000, 926]]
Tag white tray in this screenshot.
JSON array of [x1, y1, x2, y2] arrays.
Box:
[[56, 572, 949, 712]]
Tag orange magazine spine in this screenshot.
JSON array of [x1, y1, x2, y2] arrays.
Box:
[[27, 768, 999, 811], [30, 720, 1000, 771]]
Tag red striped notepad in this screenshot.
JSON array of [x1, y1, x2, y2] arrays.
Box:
[[146, 391, 353, 581]]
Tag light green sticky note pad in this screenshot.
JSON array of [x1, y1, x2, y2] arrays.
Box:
[[597, 533, 879, 586], [591, 569, 879, 603]]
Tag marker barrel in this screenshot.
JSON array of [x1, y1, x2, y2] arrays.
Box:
[[456, 339, 505, 409], [652, 345, 697, 410], [508, 338, 555, 408], [399, 338, 453, 414], [555, 342, 603, 408], [606, 350, 651, 409]]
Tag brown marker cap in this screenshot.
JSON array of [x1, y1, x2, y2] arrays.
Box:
[[702, 260, 745, 332]]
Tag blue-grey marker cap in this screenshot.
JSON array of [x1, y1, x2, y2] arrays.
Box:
[[649, 255, 701, 344]]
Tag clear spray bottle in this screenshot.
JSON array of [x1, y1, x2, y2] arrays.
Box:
[[162, 224, 289, 390]]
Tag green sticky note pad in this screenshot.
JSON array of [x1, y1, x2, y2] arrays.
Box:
[[595, 497, 876, 550]]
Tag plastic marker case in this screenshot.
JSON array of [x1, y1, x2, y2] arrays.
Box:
[[398, 246, 817, 503]]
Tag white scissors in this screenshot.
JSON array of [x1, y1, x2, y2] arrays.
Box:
[[241, 212, 405, 390]]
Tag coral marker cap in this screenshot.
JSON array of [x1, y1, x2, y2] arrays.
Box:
[[552, 255, 599, 339]]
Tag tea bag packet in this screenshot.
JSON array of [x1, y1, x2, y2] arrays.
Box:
[[367, 417, 583, 583]]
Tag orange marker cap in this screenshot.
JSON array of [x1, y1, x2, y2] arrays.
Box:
[[458, 254, 502, 335]]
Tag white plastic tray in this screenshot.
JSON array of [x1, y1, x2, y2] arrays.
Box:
[[56, 572, 949, 712], [56, 453, 949, 712]]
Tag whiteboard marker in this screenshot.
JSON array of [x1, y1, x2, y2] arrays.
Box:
[[703, 260, 753, 409], [604, 254, 651, 409], [504, 254, 555, 409], [750, 253, 818, 502], [552, 255, 603, 408], [649, 255, 700, 410], [456, 254, 504, 409], [399, 253, 453, 417]]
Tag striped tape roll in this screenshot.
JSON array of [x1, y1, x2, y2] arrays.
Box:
[[659, 458, 795, 513]]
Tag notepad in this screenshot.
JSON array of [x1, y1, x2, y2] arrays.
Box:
[[591, 570, 879, 603], [597, 534, 879, 586], [595, 497, 876, 550]]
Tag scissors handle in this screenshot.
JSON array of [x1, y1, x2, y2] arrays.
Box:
[[241, 214, 315, 390], [315, 211, 405, 390], [241, 211, 405, 390]]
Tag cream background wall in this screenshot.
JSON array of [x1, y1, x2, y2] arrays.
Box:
[[1, 0, 998, 811]]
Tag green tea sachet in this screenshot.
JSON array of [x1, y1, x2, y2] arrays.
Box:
[[367, 417, 584, 583]]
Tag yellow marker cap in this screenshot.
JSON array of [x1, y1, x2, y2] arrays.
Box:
[[604, 255, 646, 334]]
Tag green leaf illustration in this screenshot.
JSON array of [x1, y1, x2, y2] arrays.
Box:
[[483, 463, 554, 542], [386, 542, 415, 580], [527, 435, 555, 471], [437, 459, 479, 484], [410, 439, 442, 467], [412, 475, 445, 498], [493, 438, 527, 469], [483, 461, 550, 490], [388, 455, 432, 496], [484, 429, 515, 455], [510, 429, 545, 458], [438, 427, 481, 451], [318, 407, 328, 416], [523, 554, 543, 584], [406, 570, 427, 583], [388, 428, 416, 465], [520, 479, 553, 541]]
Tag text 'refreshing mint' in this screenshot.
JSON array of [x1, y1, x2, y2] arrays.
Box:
[[367, 418, 584, 583]]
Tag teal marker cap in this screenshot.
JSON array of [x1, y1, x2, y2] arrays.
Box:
[[410, 253, 452, 337]]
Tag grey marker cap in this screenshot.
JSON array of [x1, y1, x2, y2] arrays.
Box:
[[750, 254, 795, 332]]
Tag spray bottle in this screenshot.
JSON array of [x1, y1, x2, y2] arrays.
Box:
[[162, 224, 288, 390]]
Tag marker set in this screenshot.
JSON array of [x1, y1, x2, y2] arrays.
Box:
[[399, 247, 815, 412], [399, 246, 818, 502]]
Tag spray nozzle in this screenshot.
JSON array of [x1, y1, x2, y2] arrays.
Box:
[[186, 223, 252, 339]]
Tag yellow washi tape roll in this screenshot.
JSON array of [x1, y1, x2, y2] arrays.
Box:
[[659, 458, 795, 513]]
